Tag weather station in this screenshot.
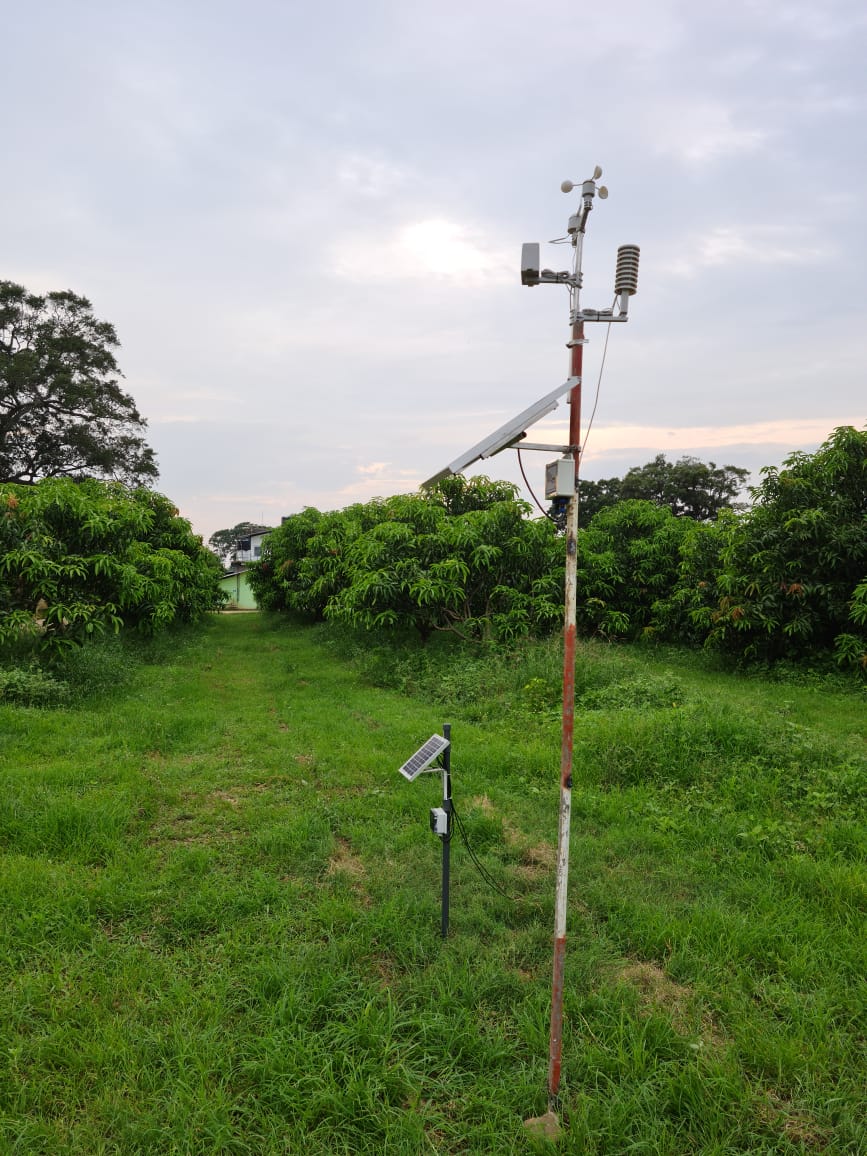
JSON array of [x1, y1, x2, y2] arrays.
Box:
[[397, 727, 454, 939], [422, 167, 640, 1140]]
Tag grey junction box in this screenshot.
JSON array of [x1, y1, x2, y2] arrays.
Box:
[[545, 458, 576, 499]]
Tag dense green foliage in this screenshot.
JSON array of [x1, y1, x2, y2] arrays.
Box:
[[670, 426, 867, 671], [0, 478, 224, 663], [575, 500, 693, 638], [0, 281, 157, 486], [250, 475, 562, 642], [578, 454, 749, 522], [251, 428, 866, 675]]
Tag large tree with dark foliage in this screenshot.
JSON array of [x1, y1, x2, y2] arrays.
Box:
[[0, 281, 157, 486], [577, 454, 749, 523], [208, 521, 274, 566]]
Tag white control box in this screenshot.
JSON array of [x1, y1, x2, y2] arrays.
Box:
[[429, 807, 449, 836], [545, 458, 576, 499]]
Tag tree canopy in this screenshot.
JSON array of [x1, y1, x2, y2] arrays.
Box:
[[208, 521, 274, 566], [249, 475, 562, 643], [248, 429, 865, 676], [0, 281, 157, 486], [689, 425, 867, 668], [577, 454, 749, 523], [0, 479, 224, 659]]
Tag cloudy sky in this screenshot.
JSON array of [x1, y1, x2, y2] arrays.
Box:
[[5, 0, 865, 541]]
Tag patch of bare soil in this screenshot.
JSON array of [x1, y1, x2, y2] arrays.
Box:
[[471, 793, 526, 846], [514, 842, 557, 882], [613, 959, 726, 1049], [327, 836, 365, 879], [210, 790, 240, 807], [326, 837, 369, 907], [759, 1090, 828, 1150]]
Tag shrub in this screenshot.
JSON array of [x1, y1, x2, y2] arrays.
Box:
[[0, 478, 225, 662]]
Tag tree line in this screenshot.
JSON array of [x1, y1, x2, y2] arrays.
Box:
[[1, 281, 222, 661], [250, 427, 867, 674], [2, 278, 864, 674]]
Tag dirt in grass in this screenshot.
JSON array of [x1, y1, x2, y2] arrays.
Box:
[[210, 789, 241, 807], [515, 842, 557, 882], [471, 793, 555, 880], [327, 836, 366, 879], [612, 959, 727, 1049], [759, 1089, 828, 1150], [471, 792, 526, 845], [326, 836, 369, 905]]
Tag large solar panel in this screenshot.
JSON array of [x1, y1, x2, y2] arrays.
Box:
[[398, 734, 450, 781]]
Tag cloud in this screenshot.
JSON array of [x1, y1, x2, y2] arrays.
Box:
[[336, 153, 410, 198], [661, 225, 831, 277], [332, 217, 513, 284], [648, 100, 766, 167], [572, 416, 866, 459], [339, 460, 423, 499]]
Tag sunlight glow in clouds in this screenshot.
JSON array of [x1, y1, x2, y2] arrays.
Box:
[[333, 218, 511, 284], [341, 461, 422, 498], [557, 416, 867, 459]]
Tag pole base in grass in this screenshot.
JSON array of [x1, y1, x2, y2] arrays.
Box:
[[523, 1111, 562, 1143]]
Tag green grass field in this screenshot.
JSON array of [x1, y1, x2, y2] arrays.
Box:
[[1, 614, 865, 1154]]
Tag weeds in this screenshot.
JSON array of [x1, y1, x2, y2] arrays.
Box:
[[0, 662, 70, 706], [1, 614, 864, 1153]]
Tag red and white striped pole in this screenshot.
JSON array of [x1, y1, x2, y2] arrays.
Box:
[[546, 177, 596, 1111], [547, 306, 584, 1109], [522, 174, 637, 1136]]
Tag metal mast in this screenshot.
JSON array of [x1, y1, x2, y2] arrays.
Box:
[[524, 169, 640, 1124]]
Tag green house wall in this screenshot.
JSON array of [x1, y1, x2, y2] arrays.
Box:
[[218, 570, 258, 610]]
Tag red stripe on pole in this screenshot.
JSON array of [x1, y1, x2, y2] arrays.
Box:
[[548, 934, 568, 1097], [547, 321, 582, 1110]]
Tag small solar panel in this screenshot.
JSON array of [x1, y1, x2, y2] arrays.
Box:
[[398, 734, 450, 781]]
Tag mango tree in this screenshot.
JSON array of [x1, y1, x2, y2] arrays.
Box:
[[0, 478, 224, 658], [693, 425, 867, 669]]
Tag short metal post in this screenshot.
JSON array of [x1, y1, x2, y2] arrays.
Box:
[[441, 723, 452, 939]]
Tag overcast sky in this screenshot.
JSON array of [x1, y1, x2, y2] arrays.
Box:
[[5, 0, 865, 541]]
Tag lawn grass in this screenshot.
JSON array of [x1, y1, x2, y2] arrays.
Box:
[[1, 614, 865, 1154]]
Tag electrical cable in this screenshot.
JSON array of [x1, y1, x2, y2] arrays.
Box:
[[581, 321, 612, 454], [449, 797, 522, 904], [517, 445, 557, 522], [518, 319, 612, 521]]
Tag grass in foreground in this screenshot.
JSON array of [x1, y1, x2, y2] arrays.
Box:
[[0, 615, 864, 1154]]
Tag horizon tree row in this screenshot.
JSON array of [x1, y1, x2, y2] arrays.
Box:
[[251, 426, 867, 674]]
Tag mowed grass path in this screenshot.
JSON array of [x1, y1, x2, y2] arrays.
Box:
[[1, 614, 865, 1154]]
